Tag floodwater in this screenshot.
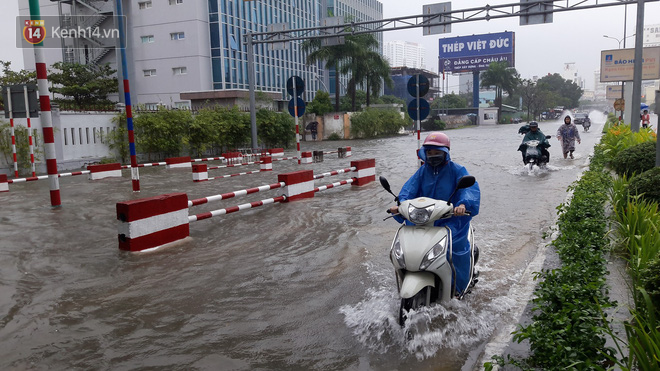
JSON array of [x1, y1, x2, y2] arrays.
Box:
[[0, 113, 605, 370]]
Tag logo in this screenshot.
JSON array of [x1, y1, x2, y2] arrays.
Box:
[[605, 54, 613, 62], [23, 19, 46, 44]]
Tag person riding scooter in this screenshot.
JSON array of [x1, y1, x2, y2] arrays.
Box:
[[518, 121, 550, 164], [388, 132, 481, 296]]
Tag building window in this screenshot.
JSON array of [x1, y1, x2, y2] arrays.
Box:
[[138, 1, 152, 9], [170, 32, 185, 41], [143, 69, 157, 77], [64, 128, 68, 145], [172, 67, 187, 75], [169, 0, 183, 4], [141, 35, 154, 43]]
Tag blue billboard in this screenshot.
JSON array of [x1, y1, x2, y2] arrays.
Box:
[[439, 32, 515, 73]]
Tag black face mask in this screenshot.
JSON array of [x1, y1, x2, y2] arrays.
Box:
[[426, 152, 447, 167]]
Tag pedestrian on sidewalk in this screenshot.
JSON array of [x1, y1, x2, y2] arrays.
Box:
[[557, 115, 581, 159]]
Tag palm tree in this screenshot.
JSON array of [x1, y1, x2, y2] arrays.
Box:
[[480, 61, 519, 117], [362, 51, 393, 107], [339, 33, 388, 110], [301, 39, 348, 112]]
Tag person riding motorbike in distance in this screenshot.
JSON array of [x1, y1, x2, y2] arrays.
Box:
[[518, 121, 551, 163], [388, 132, 481, 297]]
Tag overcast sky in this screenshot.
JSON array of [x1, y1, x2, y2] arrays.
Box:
[[2, 1, 658, 92]]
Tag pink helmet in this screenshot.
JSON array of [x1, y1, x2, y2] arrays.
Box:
[[423, 132, 450, 149]]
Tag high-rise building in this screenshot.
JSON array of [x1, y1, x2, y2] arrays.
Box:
[[20, 0, 383, 108], [384, 40, 425, 69]]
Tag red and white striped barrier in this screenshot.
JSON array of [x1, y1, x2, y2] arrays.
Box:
[[0, 174, 8, 192], [122, 162, 167, 169], [261, 156, 272, 171], [192, 156, 225, 163], [116, 193, 190, 252], [313, 167, 355, 180], [88, 163, 122, 180], [351, 159, 376, 186], [188, 195, 287, 222], [314, 178, 354, 192], [278, 170, 315, 201], [115, 162, 375, 251], [269, 148, 284, 157], [7, 170, 91, 184], [301, 151, 313, 164], [166, 156, 192, 169], [188, 182, 285, 206]]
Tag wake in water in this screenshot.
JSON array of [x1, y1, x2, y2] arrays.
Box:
[[339, 261, 518, 360]]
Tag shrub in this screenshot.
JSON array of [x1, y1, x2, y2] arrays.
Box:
[[639, 256, 660, 315], [327, 133, 341, 140], [611, 141, 656, 177], [629, 167, 660, 205]]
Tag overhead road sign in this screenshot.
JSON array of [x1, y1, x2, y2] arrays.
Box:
[[519, 0, 554, 25], [321, 17, 345, 46], [423, 3, 452, 35], [268, 23, 288, 51]]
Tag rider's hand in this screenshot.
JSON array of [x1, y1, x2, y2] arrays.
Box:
[[389, 206, 399, 214], [578, 139, 581, 144], [454, 204, 466, 216]]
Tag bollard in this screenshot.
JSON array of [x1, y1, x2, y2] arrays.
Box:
[[346, 146, 352, 157], [338, 147, 346, 158], [0, 174, 7, 192], [116, 193, 190, 252], [166, 156, 192, 169], [350, 159, 376, 186], [313, 150, 324, 163], [301, 151, 313, 164], [192, 163, 208, 182], [87, 163, 122, 180], [260, 156, 272, 171], [269, 148, 284, 157], [278, 170, 315, 201]]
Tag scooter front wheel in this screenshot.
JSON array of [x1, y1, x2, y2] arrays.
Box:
[[399, 287, 430, 325]]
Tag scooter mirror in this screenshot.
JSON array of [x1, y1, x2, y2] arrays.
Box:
[[379, 176, 391, 192], [456, 175, 476, 189], [545, 135, 551, 139]]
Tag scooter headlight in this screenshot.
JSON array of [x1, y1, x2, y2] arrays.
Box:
[[408, 204, 435, 225], [419, 235, 447, 270], [391, 239, 405, 269]]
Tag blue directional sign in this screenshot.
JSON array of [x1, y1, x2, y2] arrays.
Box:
[[288, 97, 306, 117], [407, 98, 430, 121], [407, 74, 430, 98]]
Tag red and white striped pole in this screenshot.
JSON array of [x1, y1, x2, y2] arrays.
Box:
[[28, 1, 60, 206], [6, 87, 19, 178], [23, 85, 36, 177]]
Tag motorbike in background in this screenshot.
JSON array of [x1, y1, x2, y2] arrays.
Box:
[[380, 176, 479, 326]]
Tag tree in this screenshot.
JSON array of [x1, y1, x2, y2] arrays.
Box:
[[48, 62, 118, 108], [308, 90, 333, 116], [480, 61, 519, 115], [361, 50, 393, 107], [431, 93, 467, 109], [301, 38, 349, 112], [0, 61, 36, 108], [339, 33, 381, 111], [536, 73, 583, 109]]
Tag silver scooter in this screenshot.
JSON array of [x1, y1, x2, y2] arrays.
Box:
[[380, 176, 478, 325]]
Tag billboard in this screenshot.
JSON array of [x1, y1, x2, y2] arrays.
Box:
[[605, 85, 623, 99], [600, 46, 660, 82], [438, 32, 515, 73]]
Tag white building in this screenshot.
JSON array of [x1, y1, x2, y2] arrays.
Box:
[[19, 0, 384, 108], [384, 40, 426, 69]]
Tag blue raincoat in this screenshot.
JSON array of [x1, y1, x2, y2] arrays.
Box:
[[393, 146, 481, 295]]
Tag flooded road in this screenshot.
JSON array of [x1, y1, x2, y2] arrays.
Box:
[[0, 114, 605, 370]]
